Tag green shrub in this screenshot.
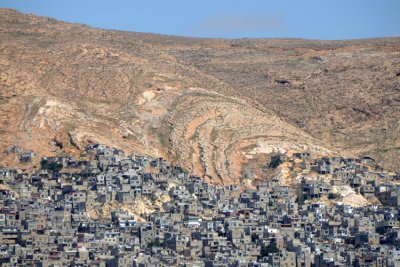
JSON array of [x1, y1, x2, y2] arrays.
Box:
[[269, 156, 282, 169], [328, 193, 340, 200], [40, 159, 63, 172], [260, 242, 279, 258], [147, 239, 163, 248], [376, 226, 386, 235], [251, 233, 259, 243]]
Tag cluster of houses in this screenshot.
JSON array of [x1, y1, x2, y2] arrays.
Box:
[[0, 144, 400, 266]]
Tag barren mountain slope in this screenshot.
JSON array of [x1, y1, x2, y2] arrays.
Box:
[[148, 37, 400, 171], [0, 9, 399, 183]]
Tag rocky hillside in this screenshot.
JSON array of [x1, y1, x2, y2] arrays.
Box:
[[0, 9, 399, 183]]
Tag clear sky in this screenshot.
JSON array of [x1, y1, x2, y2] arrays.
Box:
[[1, 0, 399, 40]]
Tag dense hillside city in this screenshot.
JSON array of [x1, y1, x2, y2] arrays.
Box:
[[1, 144, 400, 266], [0, 7, 399, 267]]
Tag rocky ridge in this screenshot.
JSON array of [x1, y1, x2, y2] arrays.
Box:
[[0, 9, 399, 184]]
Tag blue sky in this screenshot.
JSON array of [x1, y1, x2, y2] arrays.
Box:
[[1, 0, 399, 40]]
